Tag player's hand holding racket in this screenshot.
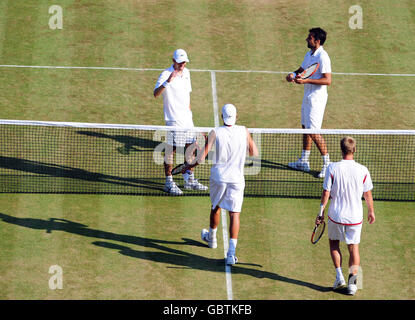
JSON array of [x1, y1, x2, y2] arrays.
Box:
[[311, 204, 326, 244], [293, 62, 320, 84], [171, 162, 192, 175]]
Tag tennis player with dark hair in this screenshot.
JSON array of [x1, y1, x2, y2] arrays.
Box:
[[286, 27, 332, 178], [316, 136, 375, 295], [188, 104, 258, 265], [154, 49, 208, 195]]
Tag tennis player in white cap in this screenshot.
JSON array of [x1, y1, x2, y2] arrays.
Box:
[[188, 104, 258, 265], [154, 49, 208, 195]]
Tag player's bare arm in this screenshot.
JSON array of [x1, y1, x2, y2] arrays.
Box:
[[317, 189, 330, 224], [153, 69, 180, 97], [363, 190, 375, 224], [247, 129, 259, 157], [191, 130, 216, 168], [295, 72, 331, 85]]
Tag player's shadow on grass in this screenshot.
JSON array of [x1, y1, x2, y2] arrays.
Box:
[[0, 212, 331, 293], [247, 158, 321, 178], [77, 131, 160, 155], [0, 156, 164, 193]]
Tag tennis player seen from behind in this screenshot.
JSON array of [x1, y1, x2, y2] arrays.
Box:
[[316, 136, 375, 295], [286, 27, 332, 178], [188, 104, 258, 265]]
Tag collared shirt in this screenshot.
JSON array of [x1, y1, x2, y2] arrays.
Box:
[[155, 65, 193, 127], [323, 159, 373, 225], [301, 46, 331, 96]]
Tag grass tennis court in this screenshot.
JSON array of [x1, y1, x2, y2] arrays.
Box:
[[0, 0, 414, 300]]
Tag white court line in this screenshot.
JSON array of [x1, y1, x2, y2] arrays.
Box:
[[210, 71, 220, 128], [0, 64, 415, 77], [210, 70, 233, 301]]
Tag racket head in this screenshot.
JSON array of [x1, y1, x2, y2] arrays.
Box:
[[299, 62, 319, 79], [171, 163, 187, 175], [311, 220, 325, 244]]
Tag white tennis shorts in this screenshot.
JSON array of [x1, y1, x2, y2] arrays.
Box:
[[165, 121, 196, 147], [210, 179, 245, 213], [301, 92, 328, 129], [328, 219, 362, 244]]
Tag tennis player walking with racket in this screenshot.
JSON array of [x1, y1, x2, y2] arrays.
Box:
[[286, 27, 332, 178], [316, 137, 375, 295], [154, 49, 208, 195], [185, 104, 258, 265]]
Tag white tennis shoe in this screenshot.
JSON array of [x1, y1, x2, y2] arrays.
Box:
[[288, 159, 311, 172], [347, 274, 358, 295], [318, 163, 330, 178], [163, 181, 183, 196], [184, 179, 208, 191], [201, 229, 217, 249], [226, 252, 238, 266], [333, 277, 346, 291]]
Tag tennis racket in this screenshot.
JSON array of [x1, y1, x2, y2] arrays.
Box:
[[298, 62, 319, 79], [171, 162, 189, 175], [311, 215, 325, 244], [171, 133, 209, 175]]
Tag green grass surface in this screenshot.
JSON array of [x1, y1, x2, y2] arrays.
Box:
[[0, 0, 414, 300], [0, 195, 413, 299]]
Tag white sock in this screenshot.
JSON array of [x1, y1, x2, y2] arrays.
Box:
[[228, 238, 238, 254], [336, 267, 344, 280], [301, 150, 311, 162], [166, 175, 173, 183], [182, 172, 190, 182], [322, 154, 330, 165], [209, 227, 217, 240], [188, 172, 195, 181]]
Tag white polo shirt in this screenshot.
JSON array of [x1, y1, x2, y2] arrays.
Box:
[[210, 125, 247, 184], [323, 159, 373, 225], [155, 65, 193, 127], [301, 46, 331, 96]]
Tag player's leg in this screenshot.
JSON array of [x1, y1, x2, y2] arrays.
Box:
[[310, 134, 327, 155], [226, 211, 240, 265], [345, 224, 362, 295], [228, 211, 240, 240], [347, 244, 360, 271], [201, 205, 220, 249], [330, 239, 346, 290], [328, 218, 347, 289], [329, 239, 342, 269], [163, 143, 183, 195], [224, 183, 244, 265], [201, 180, 224, 249], [308, 94, 330, 177], [288, 123, 311, 172], [164, 145, 174, 176], [289, 95, 313, 172], [183, 137, 208, 191], [346, 244, 360, 295]]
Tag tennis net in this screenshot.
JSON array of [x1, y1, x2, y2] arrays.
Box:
[[0, 119, 413, 201]]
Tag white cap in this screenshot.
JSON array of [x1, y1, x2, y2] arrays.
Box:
[[172, 49, 189, 63], [222, 104, 237, 126]]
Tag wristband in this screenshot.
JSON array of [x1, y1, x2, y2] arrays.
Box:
[[319, 204, 324, 217]]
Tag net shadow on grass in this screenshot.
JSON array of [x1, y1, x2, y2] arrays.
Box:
[[0, 212, 331, 294]]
